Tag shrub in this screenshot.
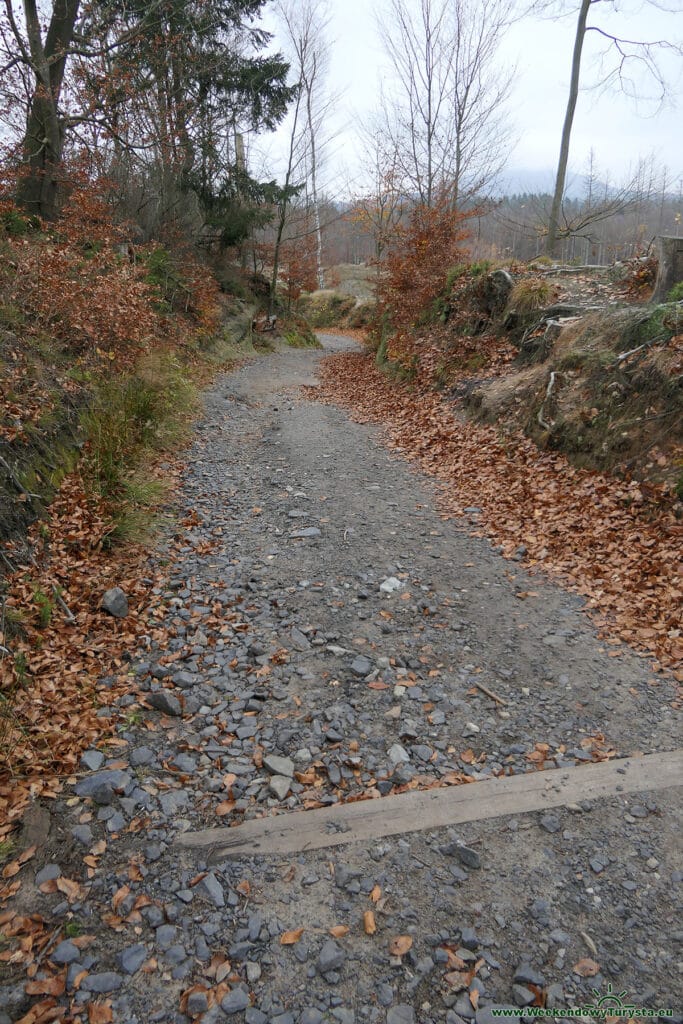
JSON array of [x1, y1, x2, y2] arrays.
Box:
[[506, 277, 553, 314]]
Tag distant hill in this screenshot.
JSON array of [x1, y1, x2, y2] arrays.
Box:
[[495, 166, 589, 199]]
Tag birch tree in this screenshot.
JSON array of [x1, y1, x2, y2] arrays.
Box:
[[542, 0, 682, 257], [275, 0, 332, 289], [377, 0, 514, 208]]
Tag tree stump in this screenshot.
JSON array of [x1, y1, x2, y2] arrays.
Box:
[[651, 236, 683, 302]]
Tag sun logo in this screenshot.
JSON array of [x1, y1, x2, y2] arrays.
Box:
[[591, 984, 636, 1012]]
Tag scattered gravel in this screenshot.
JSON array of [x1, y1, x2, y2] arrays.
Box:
[[4, 337, 680, 1024]]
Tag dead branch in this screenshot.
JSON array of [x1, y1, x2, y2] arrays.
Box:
[[474, 681, 507, 706], [612, 332, 671, 365], [0, 455, 42, 501], [537, 371, 559, 431]]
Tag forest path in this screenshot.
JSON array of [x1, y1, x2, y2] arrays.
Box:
[[4, 334, 681, 1024]]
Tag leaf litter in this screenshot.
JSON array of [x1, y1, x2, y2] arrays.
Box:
[[314, 351, 682, 683]]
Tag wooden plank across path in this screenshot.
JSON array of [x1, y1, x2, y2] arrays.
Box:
[[176, 749, 683, 862]]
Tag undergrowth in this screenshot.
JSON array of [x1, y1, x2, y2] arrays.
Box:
[[81, 351, 198, 543]]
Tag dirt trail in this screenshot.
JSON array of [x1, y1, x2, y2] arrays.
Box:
[[2, 335, 681, 1024]]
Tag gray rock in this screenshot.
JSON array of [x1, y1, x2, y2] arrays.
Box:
[[512, 985, 535, 1008], [350, 656, 372, 677], [71, 824, 93, 846], [513, 965, 545, 988], [380, 577, 402, 594], [291, 627, 311, 651], [456, 845, 481, 870], [299, 1011, 324, 1024], [155, 925, 177, 949], [149, 691, 183, 717], [388, 743, 410, 766], [51, 940, 80, 965], [540, 814, 561, 834], [387, 1007, 415, 1024], [198, 872, 225, 908], [221, 988, 251, 1013], [264, 754, 295, 778], [187, 991, 210, 1015], [269, 775, 292, 800], [173, 671, 196, 690], [82, 972, 123, 993], [160, 789, 189, 815], [246, 1011, 268, 1024], [130, 746, 155, 766], [290, 527, 321, 539], [80, 749, 105, 771], [118, 943, 147, 975], [101, 587, 128, 618], [332, 1010, 354, 1024], [460, 929, 479, 951], [75, 769, 131, 799], [318, 939, 345, 973], [36, 864, 61, 885]]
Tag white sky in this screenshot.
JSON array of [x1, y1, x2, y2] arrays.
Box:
[[258, 0, 683, 198]]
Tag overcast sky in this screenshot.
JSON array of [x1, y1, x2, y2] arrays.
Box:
[[258, 0, 683, 198]]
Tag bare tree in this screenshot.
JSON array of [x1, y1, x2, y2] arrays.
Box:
[[351, 123, 407, 275], [376, 0, 515, 208], [541, 0, 682, 257], [275, 0, 333, 289]]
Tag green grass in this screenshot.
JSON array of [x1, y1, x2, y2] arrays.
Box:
[[0, 837, 16, 862], [81, 351, 197, 544]]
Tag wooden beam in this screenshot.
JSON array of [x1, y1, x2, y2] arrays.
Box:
[[175, 749, 683, 862]]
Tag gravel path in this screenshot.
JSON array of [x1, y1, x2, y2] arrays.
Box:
[[3, 335, 681, 1024]]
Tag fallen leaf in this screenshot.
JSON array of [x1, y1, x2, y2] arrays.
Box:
[[329, 925, 349, 938], [363, 911, 376, 935], [444, 971, 471, 992], [88, 1003, 114, 1023], [370, 884, 382, 903], [111, 885, 130, 912], [388, 935, 412, 957], [280, 928, 305, 945], [25, 974, 66, 997], [573, 958, 600, 977]]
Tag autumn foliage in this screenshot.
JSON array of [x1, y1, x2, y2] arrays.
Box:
[[375, 198, 472, 361]]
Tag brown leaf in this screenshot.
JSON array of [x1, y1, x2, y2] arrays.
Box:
[[363, 911, 377, 935], [216, 800, 236, 816], [1, 860, 22, 879], [55, 877, 82, 902], [111, 884, 130, 912], [25, 973, 66, 997], [388, 935, 413, 957], [329, 925, 349, 938], [88, 1003, 114, 1023], [280, 928, 305, 945], [215, 960, 232, 984], [443, 971, 470, 992], [370, 884, 382, 903], [573, 958, 600, 977]]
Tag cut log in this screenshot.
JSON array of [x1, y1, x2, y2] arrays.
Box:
[[651, 235, 683, 303]]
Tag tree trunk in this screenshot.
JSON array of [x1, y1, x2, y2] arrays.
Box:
[[15, 0, 81, 220], [303, 57, 324, 289], [544, 0, 591, 258], [651, 236, 683, 302]]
